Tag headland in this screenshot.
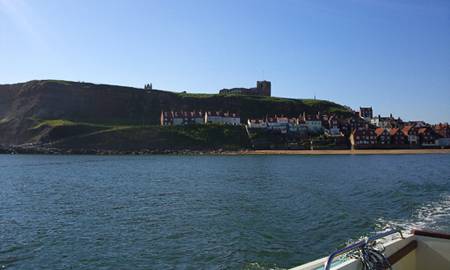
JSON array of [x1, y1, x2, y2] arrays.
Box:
[[0, 79, 448, 155]]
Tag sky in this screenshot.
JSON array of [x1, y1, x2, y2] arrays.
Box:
[[1, 0, 449, 123]]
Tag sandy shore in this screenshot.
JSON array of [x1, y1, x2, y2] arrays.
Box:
[[237, 149, 450, 155]]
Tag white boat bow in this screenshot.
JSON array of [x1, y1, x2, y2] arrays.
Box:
[[290, 229, 450, 270]]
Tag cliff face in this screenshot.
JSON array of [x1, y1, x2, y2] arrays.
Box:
[[0, 80, 351, 148], [0, 80, 172, 124], [0, 80, 173, 144]]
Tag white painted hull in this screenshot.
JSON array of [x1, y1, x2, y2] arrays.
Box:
[[290, 230, 450, 270]]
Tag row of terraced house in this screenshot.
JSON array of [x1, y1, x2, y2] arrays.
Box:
[[160, 109, 450, 148], [160, 111, 241, 126], [161, 110, 341, 135], [247, 113, 324, 134], [350, 107, 450, 148]]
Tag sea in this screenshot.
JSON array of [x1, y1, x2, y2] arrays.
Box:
[[1, 154, 449, 269]]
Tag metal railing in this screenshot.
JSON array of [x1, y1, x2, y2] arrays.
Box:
[[323, 229, 403, 270]]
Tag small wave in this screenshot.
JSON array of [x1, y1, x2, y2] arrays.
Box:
[[242, 262, 287, 270], [376, 194, 450, 232]]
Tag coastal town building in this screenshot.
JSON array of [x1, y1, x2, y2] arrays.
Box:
[[160, 111, 206, 126], [267, 116, 288, 133], [406, 121, 428, 128], [327, 115, 338, 129], [436, 138, 450, 147], [326, 115, 343, 137], [302, 113, 323, 133], [326, 128, 343, 138], [205, 111, 241, 125], [205, 111, 224, 125], [288, 118, 308, 134], [327, 127, 342, 137], [370, 114, 403, 129], [219, 80, 271, 96], [306, 120, 322, 132], [161, 111, 173, 126], [389, 128, 408, 145], [161, 105, 447, 149], [433, 123, 450, 138], [320, 114, 331, 129], [360, 107, 373, 121], [348, 113, 368, 130], [247, 119, 267, 129], [402, 126, 419, 145], [375, 128, 391, 144], [338, 120, 352, 137], [350, 127, 377, 147], [161, 111, 240, 126], [246, 113, 324, 135], [418, 127, 437, 145], [328, 127, 342, 137]]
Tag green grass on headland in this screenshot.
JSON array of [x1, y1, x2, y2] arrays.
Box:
[[31, 118, 135, 130], [177, 92, 216, 98], [33, 118, 250, 151], [174, 92, 350, 119], [32, 119, 78, 129], [57, 124, 249, 151]]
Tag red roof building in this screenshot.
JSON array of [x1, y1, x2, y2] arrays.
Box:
[[160, 110, 205, 126], [390, 128, 408, 145], [433, 123, 450, 138], [401, 125, 419, 145], [418, 127, 437, 145], [350, 127, 377, 146], [375, 128, 391, 144]]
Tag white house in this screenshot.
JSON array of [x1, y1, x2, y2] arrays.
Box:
[[288, 118, 308, 134], [205, 111, 241, 125], [173, 114, 184, 125], [247, 119, 267, 129], [222, 112, 241, 125], [371, 114, 403, 129], [298, 112, 323, 133], [160, 111, 205, 126], [326, 115, 342, 136], [307, 120, 322, 132], [267, 116, 288, 133], [205, 111, 223, 124], [327, 127, 342, 137]]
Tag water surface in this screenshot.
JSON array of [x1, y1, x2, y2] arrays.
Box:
[[1, 154, 449, 269]]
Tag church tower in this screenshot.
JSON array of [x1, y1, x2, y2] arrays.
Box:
[[256, 81, 271, 96]]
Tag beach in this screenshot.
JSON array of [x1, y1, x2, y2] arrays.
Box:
[[241, 148, 450, 155]]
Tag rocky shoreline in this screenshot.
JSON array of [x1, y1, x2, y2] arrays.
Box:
[[0, 144, 246, 155], [1, 144, 449, 156]]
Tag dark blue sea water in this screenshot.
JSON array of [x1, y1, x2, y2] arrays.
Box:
[[1, 154, 449, 269]]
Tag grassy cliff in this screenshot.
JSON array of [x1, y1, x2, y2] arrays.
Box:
[[46, 124, 249, 152], [0, 80, 351, 151]]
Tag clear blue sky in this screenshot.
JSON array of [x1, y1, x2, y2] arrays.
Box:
[[1, 0, 449, 123]]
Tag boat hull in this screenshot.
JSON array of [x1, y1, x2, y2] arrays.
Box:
[[290, 230, 450, 270]]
